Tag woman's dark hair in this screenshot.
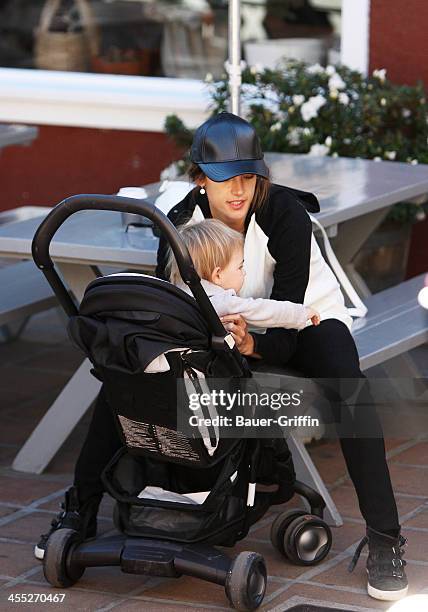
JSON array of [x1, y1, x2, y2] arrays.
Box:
[[188, 162, 271, 214]]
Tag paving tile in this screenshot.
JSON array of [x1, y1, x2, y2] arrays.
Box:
[[139, 574, 233, 607], [400, 528, 428, 562], [384, 438, 415, 453], [404, 507, 428, 529], [19, 345, 83, 375], [331, 484, 425, 522], [0, 418, 41, 446], [306, 440, 349, 486], [0, 365, 71, 401], [29, 565, 150, 597], [0, 447, 17, 468], [389, 464, 428, 496], [311, 555, 428, 592], [110, 599, 211, 612], [0, 541, 39, 577], [0, 505, 19, 519], [266, 582, 390, 611], [390, 442, 428, 465], [0, 511, 57, 543], [0, 583, 121, 612], [0, 475, 64, 506], [0, 339, 47, 367]]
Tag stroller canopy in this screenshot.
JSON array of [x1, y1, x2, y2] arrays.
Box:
[[69, 274, 211, 374]]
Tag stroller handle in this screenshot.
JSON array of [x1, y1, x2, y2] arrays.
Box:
[[31, 194, 227, 338]]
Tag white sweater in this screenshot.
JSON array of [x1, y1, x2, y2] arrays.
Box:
[[181, 280, 311, 330]]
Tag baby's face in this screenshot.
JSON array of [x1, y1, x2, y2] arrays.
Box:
[[215, 247, 245, 293]]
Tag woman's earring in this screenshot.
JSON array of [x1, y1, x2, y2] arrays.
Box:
[[199, 186, 206, 195]]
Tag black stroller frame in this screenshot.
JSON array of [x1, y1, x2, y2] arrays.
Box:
[[33, 195, 332, 611]]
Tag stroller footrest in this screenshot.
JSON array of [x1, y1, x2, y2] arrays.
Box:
[[121, 539, 181, 577]]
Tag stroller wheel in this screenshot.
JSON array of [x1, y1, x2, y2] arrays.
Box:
[[225, 551, 267, 611], [270, 509, 306, 557], [284, 515, 332, 566], [43, 528, 85, 588]]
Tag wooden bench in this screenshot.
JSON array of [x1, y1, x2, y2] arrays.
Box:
[[355, 274, 428, 371], [0, 207, 56, 341]]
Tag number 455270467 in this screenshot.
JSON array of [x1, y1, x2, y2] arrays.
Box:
[[8, 593, 66, 603]]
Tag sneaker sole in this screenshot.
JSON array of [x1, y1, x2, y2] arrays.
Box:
[[367, 583, 408, 601], [34, 544, 45, 561]]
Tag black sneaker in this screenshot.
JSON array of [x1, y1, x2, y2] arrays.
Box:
[[348, 527, 408, 601], [34, 487, 99, 561]]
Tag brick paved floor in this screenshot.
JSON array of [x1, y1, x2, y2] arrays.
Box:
[[0, 307, 427, 611]]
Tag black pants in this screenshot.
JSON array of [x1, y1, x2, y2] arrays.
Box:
[[74, 319, 399, 533]]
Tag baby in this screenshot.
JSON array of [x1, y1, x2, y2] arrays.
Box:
[[167, 219, 320, 330]]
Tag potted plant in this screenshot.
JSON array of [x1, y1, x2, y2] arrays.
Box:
[[164, 61, 428, 291]]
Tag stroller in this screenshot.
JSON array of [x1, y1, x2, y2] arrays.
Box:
[[33, 195, 332, 611]]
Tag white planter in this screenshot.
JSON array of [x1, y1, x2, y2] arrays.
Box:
[[244, 38, 325, 69]]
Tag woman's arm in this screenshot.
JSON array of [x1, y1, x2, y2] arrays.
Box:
[[251, 202, 313, 366]]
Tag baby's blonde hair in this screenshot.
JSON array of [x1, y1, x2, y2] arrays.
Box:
[[167, 219, 244, 285]]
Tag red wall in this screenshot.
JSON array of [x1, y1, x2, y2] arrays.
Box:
[[370, 0, 428, 278], [369, 0, 428, 86], [0, 125, 183, 211]]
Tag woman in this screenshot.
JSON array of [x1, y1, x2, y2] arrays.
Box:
[[35, 112, 407, 602]]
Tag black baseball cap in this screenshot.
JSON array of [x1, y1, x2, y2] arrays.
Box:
[[190, 112, 269, 182]]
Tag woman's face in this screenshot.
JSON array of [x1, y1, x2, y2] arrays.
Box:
[[200, 174, 257, 232]]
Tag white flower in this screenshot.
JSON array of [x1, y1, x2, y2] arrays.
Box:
[[380, 98, 387, 106], [270, 122, 282, 132], [250, 63, 264, 75], [160, 162, 180, 181], [300, 94, 327, 122], [402, 108, 412, 118], [329, 90, 338, 100], [328, 73, 346, 91], [332, 152, 339, 158], [325, 65, 336, 76], [306, 63, 324, 74], [309, 143, 330, 157], [338, 92, 350, 106], [411, 159, 419, 165], [287, 127, 303, 146], [374, 156, 382, 162], [204, 72, 213, 83], [303, 127, 313, 136], [373, 68, 387, 82], [343, 138, 351, 145], [292, 94, 305, 106], [416, 210, 426, 222], [385, 151, 396, 160], [241, 84, 280, 114], [325, 136, 332, 147]]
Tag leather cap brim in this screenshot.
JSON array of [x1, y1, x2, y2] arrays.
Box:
[[199, 159, 270, 182]]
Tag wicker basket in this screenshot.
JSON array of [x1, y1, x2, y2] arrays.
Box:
[[34, 0, 98, 72]]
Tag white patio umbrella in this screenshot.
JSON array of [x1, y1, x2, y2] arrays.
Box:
[[227, 0, 242, 116]]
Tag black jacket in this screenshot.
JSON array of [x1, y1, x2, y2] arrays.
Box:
[[156, 183, 320, 367]]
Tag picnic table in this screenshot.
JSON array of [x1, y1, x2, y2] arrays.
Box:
[[0, 124, 38, 151], [1, 154, 428, 527]]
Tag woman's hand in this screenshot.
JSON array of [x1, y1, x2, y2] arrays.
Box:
[[220, 314, 259, 357]]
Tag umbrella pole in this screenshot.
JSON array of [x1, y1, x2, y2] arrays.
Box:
[[227, 0, 241, 116]]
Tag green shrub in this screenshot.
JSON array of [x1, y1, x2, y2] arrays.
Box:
[[165, 61, 428, 223]]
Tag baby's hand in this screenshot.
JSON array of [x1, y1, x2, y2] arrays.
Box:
[[307, 307, 320, 326]]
